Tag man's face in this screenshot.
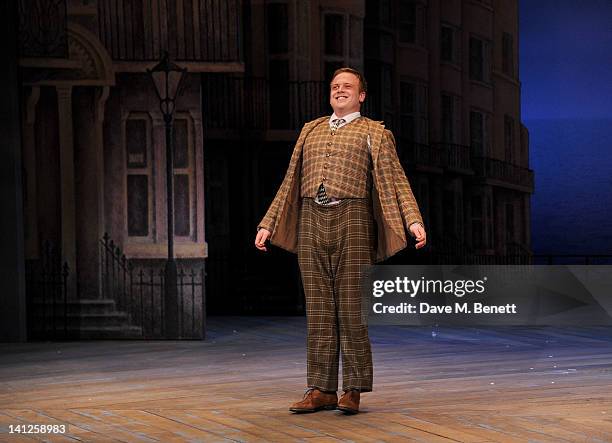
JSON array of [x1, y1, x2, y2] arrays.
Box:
[[329, 72, 366, 117]]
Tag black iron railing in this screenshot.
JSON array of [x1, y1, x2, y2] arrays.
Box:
[[398, 139, 442, 168], [432, 142, 472, 171], [531, 255, 612, 265], [97, 0, 242, 62], [100, 233, 205, 338], [472, 156, 534, 189], [25, 240, 69, 339], [202, 76, 330, 131], [18, 0, 68, 58]]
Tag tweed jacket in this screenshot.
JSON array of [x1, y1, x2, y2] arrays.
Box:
[[258, 116, 424, 262]]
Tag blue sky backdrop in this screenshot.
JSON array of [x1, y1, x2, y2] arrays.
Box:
[[519, 0, 612, 254]]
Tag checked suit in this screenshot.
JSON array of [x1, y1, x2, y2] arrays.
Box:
[[258, 115, 423, 392]]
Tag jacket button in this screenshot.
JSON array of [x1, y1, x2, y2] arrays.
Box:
[[323, 164, 328, 169], [327, 141, 332, 146], [326, 152, 331, 157]]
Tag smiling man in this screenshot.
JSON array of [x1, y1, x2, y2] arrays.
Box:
[[255, 68, 426, 414]]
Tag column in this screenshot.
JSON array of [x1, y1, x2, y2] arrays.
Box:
[[95, 87, 110, 298], [22, 86, 40, 259], [56, 85, 78, 298]]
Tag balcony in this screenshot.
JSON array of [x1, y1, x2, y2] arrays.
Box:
[[397, 139, 443, 171], [395, 140, 475, 175], [202, 76, 329, 134], [472, 156, 534, 192], [432, 142, 472, 172], [97, 0, 242, 63], [18, 0, 68, 58]]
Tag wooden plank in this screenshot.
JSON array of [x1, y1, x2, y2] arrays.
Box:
[[112, 409, 233, 441], [150, 408, 276, 442], [408, 412, 530, 443], [1, 318, 611, 442], [220, 409, 327, 439], [4, 409, 115, 441], [0, 411, 40, 442], [511, 415, 608, 442]]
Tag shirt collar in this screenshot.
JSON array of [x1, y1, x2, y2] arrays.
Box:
[[329, 111, 361, 128]]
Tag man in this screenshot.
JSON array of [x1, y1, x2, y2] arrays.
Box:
[[255, 68, 426, 414]]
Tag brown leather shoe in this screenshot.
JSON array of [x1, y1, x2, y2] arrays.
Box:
[[289, 388, 338, 413], [337, 389, 360, 414]]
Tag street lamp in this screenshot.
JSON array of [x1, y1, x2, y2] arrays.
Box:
[[147, 51, 187, 338]]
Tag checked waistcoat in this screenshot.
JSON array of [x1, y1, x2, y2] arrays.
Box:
[[300, 117, 372, 200]]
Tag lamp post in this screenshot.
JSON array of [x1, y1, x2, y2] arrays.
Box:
[[147, 51, 187, 339]]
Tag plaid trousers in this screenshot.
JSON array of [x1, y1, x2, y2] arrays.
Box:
[[297, 197, 375, 392]]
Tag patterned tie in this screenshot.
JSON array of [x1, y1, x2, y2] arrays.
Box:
[[316, 183, 330, 205], [330, 118, 346, 134]]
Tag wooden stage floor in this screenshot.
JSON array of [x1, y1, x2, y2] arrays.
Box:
[[1, 317, 612, 442]]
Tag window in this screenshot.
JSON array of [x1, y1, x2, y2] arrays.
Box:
[[506, 202, 515, 243], [400, 81, 428, 143], [399, 1, 416, 43], [125, 116, 153, 239], [469, 36, 490, 82], [323, 11, 362, 81], [269, 60, 291, 129], [172, 116, 195, 239], [123, 109, 204, 256], [267, 2, 290, 128], [400, 82, 415, 140], [441, 93, 460, 143], [443, 189, 457, 238], [384, 112, 394, 131], [382, 64, 393, 109], [399, 1, 425, 45], [471, 194, 492, 249], [419, 179, 430, 225], [365, 0, 391, 26], [349, 15, 362, 59], [441, 94, 452, 142], [521, 198, 527, 244], [504, 115, 515, 163], [269, 59, 290, 128], [267, 3, 289, 55], [471, 195, 483, 249], [486, 195, 493, 247], [470, 110, 490, 156], [366, 0, 391, 26], [502, 32, 514, 76], [325, 14, 344, 56], [441, 24, 459, 64], [324, 61, 344, 84], [364, 62, 394, 125], [127, 175, 149, 236], [380, 0, 391, 25]]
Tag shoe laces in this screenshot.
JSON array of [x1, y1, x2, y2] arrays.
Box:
[[302, 387, 316, 398]]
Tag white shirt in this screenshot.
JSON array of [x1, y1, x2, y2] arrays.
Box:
[[329, 111, 361, 129]]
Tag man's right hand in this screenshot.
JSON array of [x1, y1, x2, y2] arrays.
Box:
[[255, 228, 271, 251]]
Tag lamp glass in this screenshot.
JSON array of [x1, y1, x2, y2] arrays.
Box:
[[150, 69, 184, 102]]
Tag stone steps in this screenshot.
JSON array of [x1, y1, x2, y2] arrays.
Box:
[[30, 298, 143, 339]]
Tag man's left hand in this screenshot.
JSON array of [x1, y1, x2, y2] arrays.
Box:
[[409, 223, 427, 249]]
